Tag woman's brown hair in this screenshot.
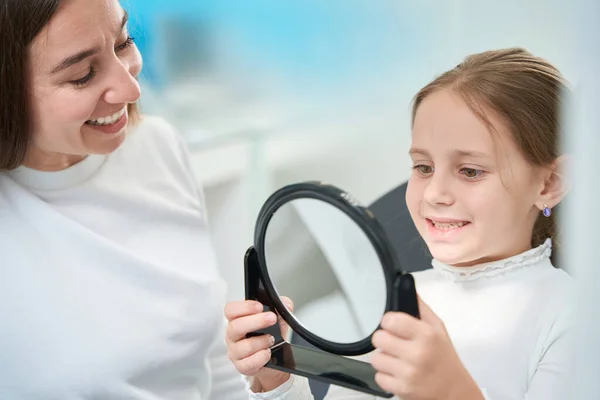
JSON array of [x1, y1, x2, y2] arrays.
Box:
[[411, 48, 568, 266], [0, 0, 139, 171]]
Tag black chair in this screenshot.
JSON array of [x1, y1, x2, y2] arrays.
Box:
[[368, 181, 432, 273], [291, 181, 432, 399]]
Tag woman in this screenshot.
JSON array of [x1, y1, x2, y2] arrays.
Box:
[[0, 0, 248, 398]]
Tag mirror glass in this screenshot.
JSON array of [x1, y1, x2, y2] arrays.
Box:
[[263, 198, 387, 344]]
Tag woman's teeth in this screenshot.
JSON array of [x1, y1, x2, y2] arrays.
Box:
[[86, 108, 126, 126], [431, 221, 468, 230]]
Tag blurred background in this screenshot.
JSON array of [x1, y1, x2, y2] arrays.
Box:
[[124, 0, 578, 301], [124, 0, 599, 396]]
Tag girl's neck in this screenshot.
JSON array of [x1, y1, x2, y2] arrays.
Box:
[[451, 243, 533, 268], [431, 238, 553, 283]]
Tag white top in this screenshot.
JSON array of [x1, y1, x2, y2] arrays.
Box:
[[0, 116, 248, 399], [250, 239, 574, 400]]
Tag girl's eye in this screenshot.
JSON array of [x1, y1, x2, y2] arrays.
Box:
[[70, 67, 96, 87], [413, 164, 434, 175], [460, 168, 485, 179], [115, 36, 135, 52]]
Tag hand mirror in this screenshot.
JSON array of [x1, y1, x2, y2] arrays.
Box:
[[244, 181, 419, 398]]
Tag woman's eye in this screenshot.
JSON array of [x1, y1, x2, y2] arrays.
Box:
[[67, 36, 134, 88], [115, 36, 135, 52], [413, 165, 433, 175], [460, 168, 485, 179], [70, 67, 96, 87]]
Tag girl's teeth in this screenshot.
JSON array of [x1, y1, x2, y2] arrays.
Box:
[[433, 221, 467, 230]]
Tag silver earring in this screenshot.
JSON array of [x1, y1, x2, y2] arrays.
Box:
[[543, 204, 552, 217]]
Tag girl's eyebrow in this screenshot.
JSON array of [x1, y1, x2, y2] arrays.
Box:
[[452, 149, 488, 158], [408, 148, 429, 157], [408, 148, 488, 158]]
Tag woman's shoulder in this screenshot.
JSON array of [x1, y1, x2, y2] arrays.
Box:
[[106, 114, 200, 194], [117, 114, 193, 172], [134, 114, 177, 133], [129, 114, 186, 153]]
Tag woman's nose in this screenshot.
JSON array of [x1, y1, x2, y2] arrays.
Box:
[[104, 54, 143, 105]]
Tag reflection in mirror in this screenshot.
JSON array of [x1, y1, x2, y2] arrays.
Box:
[[264, 198, 387, 344]]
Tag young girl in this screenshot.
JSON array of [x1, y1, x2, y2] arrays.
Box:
[[225, 48, 573, 399]]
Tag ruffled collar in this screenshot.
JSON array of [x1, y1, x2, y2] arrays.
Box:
[[431, 238, 553, 282]]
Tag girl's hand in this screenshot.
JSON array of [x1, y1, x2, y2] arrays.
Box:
[[224, 297, 294, 392], [371, 296, 484, 400]]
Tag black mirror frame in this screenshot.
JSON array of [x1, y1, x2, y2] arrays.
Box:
[[253, 181, 418, 355]]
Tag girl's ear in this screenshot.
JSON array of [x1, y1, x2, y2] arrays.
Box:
[[535, 155, 569, 211]]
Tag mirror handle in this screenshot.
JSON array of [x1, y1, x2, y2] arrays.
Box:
[[391, 273, 420, 319], [244, 247, 286, 345]]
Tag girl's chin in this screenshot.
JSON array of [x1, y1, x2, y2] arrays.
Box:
[[427, 243, 479, 267]]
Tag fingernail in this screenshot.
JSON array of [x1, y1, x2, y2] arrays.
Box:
[[266, 312, 277, 323], [269, 335, 275, 346], [255, 303, 264, 312]]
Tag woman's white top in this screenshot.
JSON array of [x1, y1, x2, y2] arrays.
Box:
[[0, 116, 248, 399], [249, 239, 574, 400]]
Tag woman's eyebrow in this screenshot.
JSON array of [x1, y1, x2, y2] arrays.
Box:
[[50, 10, 129, 75]]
